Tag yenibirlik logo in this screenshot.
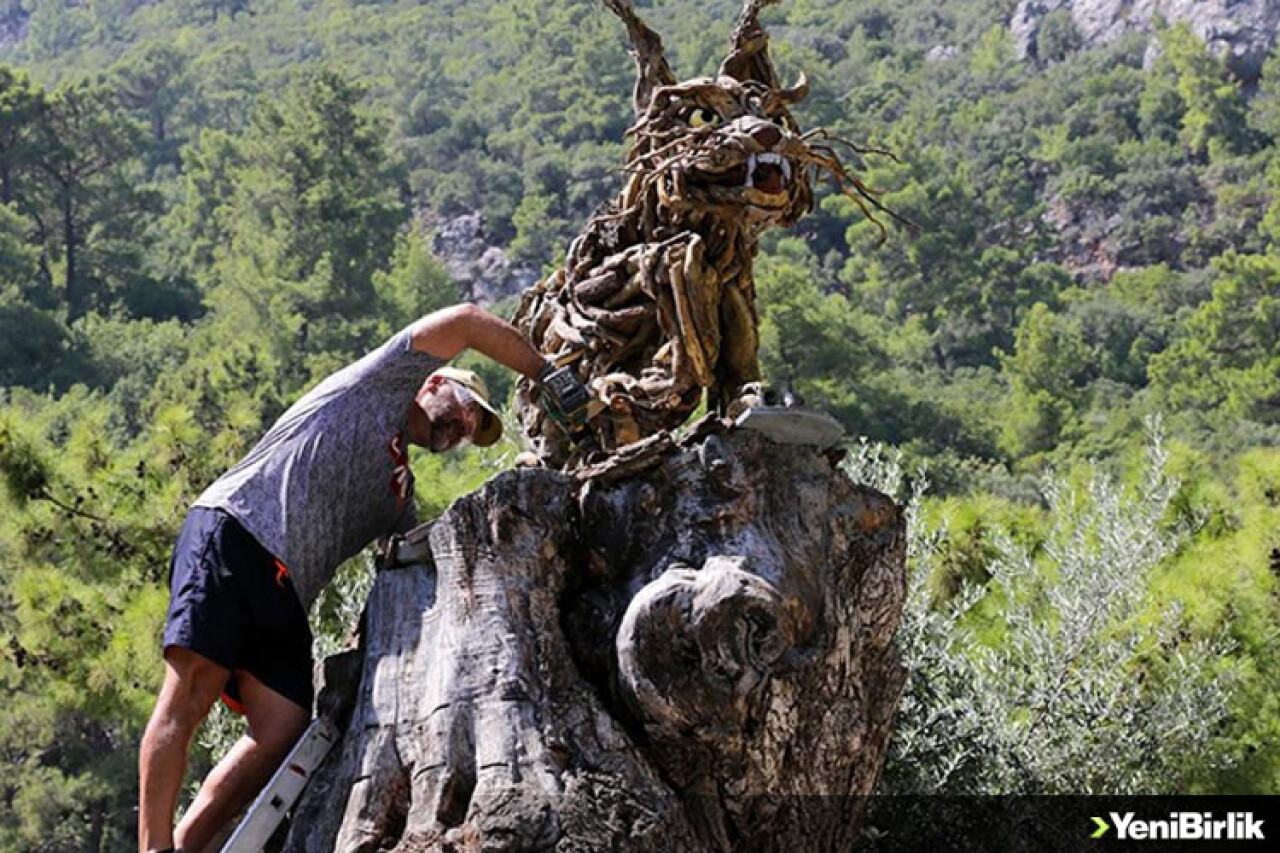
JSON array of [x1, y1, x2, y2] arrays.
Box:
[[1091, 812, 1266, 841]]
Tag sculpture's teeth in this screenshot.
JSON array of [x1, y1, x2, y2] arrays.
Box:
[[744, 152, 793, 191]]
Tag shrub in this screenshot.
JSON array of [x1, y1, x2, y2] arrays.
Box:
[[845, 421, 1238, 793]]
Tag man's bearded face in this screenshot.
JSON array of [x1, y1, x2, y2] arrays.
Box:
[[417, 380, 481, 453]]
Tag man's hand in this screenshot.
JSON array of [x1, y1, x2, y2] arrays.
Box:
[[537, 362, 593, 436]]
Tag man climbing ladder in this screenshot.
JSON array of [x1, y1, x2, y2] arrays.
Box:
[[138, 303, 590, 853]]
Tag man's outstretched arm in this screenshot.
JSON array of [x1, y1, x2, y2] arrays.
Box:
[[411, 303, 594, 434], [409, 303, 545, 378]]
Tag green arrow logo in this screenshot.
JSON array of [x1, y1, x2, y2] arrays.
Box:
[[1091, 816, 1111, 838]]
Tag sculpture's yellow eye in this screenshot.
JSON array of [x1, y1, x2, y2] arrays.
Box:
[[686, 107, 719, 128]]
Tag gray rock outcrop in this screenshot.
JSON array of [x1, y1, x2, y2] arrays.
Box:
[[428, 212, 541, 307], [1012, 0, 1280, 81]]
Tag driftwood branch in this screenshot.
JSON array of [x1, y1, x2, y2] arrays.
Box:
[[600, 0, 676, 116]]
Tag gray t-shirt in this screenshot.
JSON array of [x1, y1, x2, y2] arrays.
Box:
[[194, 327, 444, 610]]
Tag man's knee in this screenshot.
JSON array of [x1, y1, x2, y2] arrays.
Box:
[[238, 671, 310, 753], [154, 646, 230, 732]]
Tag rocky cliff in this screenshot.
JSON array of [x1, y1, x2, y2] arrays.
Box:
[[426, 212, 541, 307], [1012, 0, 1280, 81]]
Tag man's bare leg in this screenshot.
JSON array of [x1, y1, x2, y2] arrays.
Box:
[[139, 647, 230, 852], [175, 670, 309, 853]]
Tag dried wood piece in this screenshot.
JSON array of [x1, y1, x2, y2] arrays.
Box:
[[601, 0, 677, 116], [573, 270, 624, 304]]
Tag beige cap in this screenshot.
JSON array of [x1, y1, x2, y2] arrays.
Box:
[[430, 367, 504, 447]]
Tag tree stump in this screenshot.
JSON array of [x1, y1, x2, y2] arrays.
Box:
[[284, 417, 906, 852]]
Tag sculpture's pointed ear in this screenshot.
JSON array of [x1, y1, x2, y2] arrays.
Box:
[[602, 0, 676, 117], [718, 0, 783, 89]]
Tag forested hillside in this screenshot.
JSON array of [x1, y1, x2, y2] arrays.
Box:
[[1, 1, 1278, 849]]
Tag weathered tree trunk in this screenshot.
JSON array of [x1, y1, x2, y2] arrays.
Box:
[[285, 417, 906, 852]]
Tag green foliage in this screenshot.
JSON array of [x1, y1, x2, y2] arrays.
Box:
[[510, 191, 569, 263], [1035, 9, 1082, 64], [1002, 302, 1091, 405], [1, 68, 182, 326], [1250, 52, 1280, 141], [109, 40, 192, 164], [198, 69, 408, 380], [0, 383, 190, 849], [0, 413, 50, 503], [969, 24, 1017, 84], [757, 237, 881, 418], [1153, 23, 1252, 159], [1150, 446, 1280, 792], [0, 65, 43, 207], [372, 228, 460, 333], [0, 202, 34, 283], [0, 294, 68, 388], [1149, 251, 1280, 422], [22, 0, 93, 62], [998, 302, 1092, 456], [0, 3, 1274, 831], [864, 428, 1240, 793]]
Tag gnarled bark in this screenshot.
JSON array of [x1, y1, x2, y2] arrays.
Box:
[[285, 419, 906, 852]]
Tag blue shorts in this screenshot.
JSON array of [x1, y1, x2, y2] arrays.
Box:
[[163, 507, 314, 714]]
